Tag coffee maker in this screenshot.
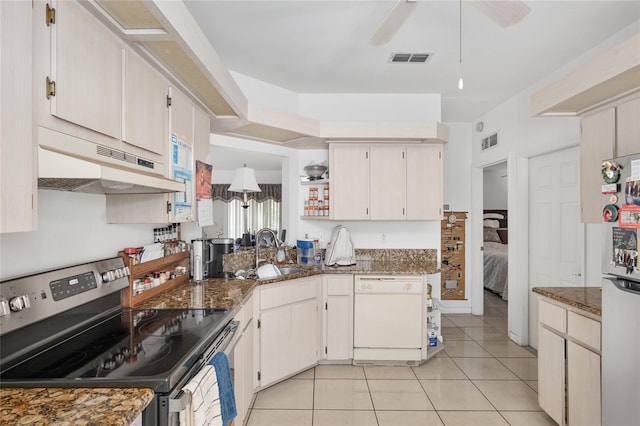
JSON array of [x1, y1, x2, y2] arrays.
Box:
[[191, 238, 234, 280]]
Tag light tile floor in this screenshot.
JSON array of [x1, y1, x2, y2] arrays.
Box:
[[245, 290, 555, 426]]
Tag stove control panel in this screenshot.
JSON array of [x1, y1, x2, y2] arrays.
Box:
[[0, 257, 130, 335]]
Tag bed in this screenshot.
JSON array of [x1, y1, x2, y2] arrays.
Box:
[[483, 210, 509, 300]]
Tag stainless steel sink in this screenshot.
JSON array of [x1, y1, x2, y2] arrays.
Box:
[[277, 266, 305, 275]]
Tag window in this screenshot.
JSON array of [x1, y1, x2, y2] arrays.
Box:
[[227, 198, 281, 239]]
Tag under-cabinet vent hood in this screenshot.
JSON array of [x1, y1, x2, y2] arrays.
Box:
[[37, 127, 184, 195]]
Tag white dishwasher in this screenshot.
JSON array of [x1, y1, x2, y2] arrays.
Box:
[[353, 276, 424, 364]]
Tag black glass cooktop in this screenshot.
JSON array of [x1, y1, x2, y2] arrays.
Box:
[[0, 308, 231, 392]]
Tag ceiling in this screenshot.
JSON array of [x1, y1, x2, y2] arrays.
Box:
[[183, 0, 640, 122], [210, 146, 284, 171]]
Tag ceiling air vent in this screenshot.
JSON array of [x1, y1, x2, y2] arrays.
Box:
[[481, 132, 499, 151], [389, 52, 432, 63]]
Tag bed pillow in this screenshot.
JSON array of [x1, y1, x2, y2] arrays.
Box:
[[484, 227, 502, 243], [497, 229, 508, 245], [483, 219, 501, 228], [483, 212, 504, 220]]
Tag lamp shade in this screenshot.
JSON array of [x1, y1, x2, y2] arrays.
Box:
[[228, 164, 261, 193]]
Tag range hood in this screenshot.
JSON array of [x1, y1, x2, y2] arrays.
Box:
[[37, 127, 185, 195]]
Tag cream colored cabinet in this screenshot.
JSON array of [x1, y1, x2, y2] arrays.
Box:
[[616, 97, 640, 157], [106, 89, 210, 224], [330, 142, 444, 221], [256, 277, 321, 388], [330, 144, 370, 220], [580, 108, 615, 223], [536, 297, 601, 426], [537, 325, 565, 425], [322, 275, 354, 361], [0, 1, 36, 233], [47, 0, 122, 139], [233, 294, 255, 426], [370, 146, 406, 220], [406, 145, 443, 220], [123, 49, 168, 156]]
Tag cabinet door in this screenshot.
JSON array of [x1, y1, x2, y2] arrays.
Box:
[[1, 1, 35, 233], [567, 341, 601, 426], [370, 145, 406, 220], [616, 97, 640, 157], [194, 106, 211, 162], [580, 108, 615, 223], [123, 49, 168, 156], [259, 298, 318, 387], [537, 326, 565, 426], [324, 275, 354, 361], [406, 145, 443, 220], [52, 0, 121, 139], [241, 315, 255, 418], [331, 144, 369, 220]]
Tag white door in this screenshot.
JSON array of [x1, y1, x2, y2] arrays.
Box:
[[528, 146, 583, 348]]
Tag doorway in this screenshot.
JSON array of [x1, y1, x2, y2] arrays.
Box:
[[482, 162, 509, 322]]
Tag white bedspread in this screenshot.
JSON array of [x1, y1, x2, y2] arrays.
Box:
[[484, 242, 508, 300]]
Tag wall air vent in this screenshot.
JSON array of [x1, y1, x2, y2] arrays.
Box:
[[389, 52, 432, 63], [481, 132, 498, 151]]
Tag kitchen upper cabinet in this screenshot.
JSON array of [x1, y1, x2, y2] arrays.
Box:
[[616, 96, 640, 157], [0, 1, 35, 233], [256, 277, 320, 388], [406, 144, 443, 220], [322, 275, 354, 361], [107, 87, 206, 224], [123, 50, 168, 156], [49, 0, 122, 139], [370, 145, 406, 220], [330, 144, 370, 220], [580, 108, 615, 223], [330, 142, 444, 221]]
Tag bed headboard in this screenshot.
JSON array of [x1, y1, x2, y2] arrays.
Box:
[[483, 209, 508, 229]]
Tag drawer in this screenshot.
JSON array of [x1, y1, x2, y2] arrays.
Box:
[[568, 311, 601, 350], [326, 275, 353, 296], [260, 278, 318, 310], [539, 299, 567, 333]]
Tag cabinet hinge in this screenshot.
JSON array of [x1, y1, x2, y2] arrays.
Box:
[[45, 3, 56, 26], [325, 346, 327, 354], [325, 302, 328, 310], [166, 201, 172, 213], [366, 207, 369, 215], [166, 95, 172, 107], [365, 152, 369, 159], [257, 319, 261, 329], [257, 371, 261, 381], [403, 208, 405, 215], [45, 77, 55, 99], [403, 151, 405, 159], [439, 152, 442, 159]]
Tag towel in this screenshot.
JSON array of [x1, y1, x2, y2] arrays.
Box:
[[179, 365, 222, 426], [209, 352, 237, 426]]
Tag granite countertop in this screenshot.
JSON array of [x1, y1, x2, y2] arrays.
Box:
[[532, 286, 602, 317], [136, 260, 439, 310], [0, 258, 439, 423], [0, 387, 154, 426]]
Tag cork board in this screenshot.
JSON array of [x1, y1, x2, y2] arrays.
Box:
[[441, 212, 467, 300]]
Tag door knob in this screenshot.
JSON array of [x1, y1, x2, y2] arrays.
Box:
[[571, 272, 582, 277]]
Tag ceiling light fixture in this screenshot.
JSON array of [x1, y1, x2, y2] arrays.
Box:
[[458, 0, 464, 90]]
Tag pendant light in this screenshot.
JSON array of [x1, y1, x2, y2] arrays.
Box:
[[458, 0, 464, 90]]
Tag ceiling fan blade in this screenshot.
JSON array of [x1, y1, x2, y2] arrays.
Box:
[[370, 0, 418, 46], [470, 0, 531, 28]]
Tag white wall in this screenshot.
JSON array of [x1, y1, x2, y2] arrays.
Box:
[[0, 191, 155, 280], [483, 166, 508, 210]]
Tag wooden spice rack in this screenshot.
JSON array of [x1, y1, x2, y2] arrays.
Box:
[[119, 250, 190, 307]]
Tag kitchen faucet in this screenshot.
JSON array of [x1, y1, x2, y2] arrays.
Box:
[[255, 228, 281, 268]]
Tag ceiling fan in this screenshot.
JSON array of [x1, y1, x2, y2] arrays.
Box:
[[370, 0, 531, 45]]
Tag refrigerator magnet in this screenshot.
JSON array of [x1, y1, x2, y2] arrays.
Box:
[[603, 204, 619, 222], [602, 160, 622, 184], [618, 204, 640, 229]]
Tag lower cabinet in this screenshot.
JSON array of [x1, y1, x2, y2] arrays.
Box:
[[536, 297, 601, 426], [322, 275, 353, 361], [255, 277, 321, 388], [232, 294, 255, 426]]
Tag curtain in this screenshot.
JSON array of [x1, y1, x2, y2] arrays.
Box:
[[211, 184, 282, 238], [211, 184, 281, 202]]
